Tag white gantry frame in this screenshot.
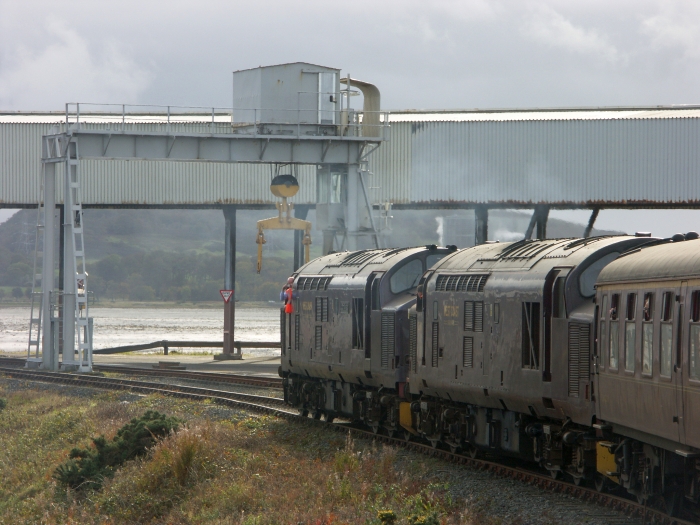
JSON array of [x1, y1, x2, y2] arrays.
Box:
[[36, 116, 387, 371]]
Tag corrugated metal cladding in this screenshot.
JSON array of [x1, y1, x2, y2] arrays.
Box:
[[3, 111, 700, 206], [0, 122, 316, 206], [408, 118, 700, 204]]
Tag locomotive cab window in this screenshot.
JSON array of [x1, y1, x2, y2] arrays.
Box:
[[426, 253, 446, 269], [552, 276, 566, 318], [522, 302, 540, 370], [641, 293, 653, 376], [690, 291, 700, 380], [625, 293, 637, 373], [390, 259, 423, 294], [609, 293, 620, 370], [660, 292, 675, 377]]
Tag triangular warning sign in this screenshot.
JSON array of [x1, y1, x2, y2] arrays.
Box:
[[220, 290, 234, 303]]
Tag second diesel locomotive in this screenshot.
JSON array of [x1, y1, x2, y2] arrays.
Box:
[[280, 234, 700, 511]]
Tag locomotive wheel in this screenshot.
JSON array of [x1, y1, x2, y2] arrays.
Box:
[[323, 413, 335, 424], [636, 493, 647, 505], [312, 410, 322, 420], [371, 423, 380, 434], [299, 408, 309, 417], [429, 439, 439, 449], [572, 475, 584, 487], [594, 473, 607, 493], [468, 445, 478, 459], [403, 431, 412, 442], [549, 469, 561, 480], [449, 443, 460, 454]]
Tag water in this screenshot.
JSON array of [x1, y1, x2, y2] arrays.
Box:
[[0, 304, 282, 357]]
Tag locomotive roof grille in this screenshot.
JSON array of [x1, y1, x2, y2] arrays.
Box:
[[340, 250, 384, 266], [435, 274, 489, 292], [296, 276, 332, 291], [496, 238, 575, 260]]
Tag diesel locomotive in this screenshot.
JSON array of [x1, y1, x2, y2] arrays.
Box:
[[279, 235, 700, 513]]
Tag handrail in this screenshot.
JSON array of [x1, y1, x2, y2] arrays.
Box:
[[64, 100, 391, 140]]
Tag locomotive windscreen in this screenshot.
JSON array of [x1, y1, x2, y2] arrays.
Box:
[[579, 252, 619, 297], [390, 259, 424, 293]]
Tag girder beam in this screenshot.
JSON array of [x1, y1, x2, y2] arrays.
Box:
[[70, 130, 368, 164]]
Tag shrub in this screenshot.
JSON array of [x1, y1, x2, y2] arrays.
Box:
[[54, 410, 180, 490], [0, 398, 6, 410]]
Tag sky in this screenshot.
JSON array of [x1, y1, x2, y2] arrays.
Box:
[[1, 0, 700, 236]]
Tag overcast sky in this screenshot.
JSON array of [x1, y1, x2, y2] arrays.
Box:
[[1, 0, 700, 236]]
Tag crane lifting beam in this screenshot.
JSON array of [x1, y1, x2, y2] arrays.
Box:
[[256, 175, 312, 273]]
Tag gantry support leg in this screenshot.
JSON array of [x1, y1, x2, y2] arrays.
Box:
[[218, 205, 241, 360], [525, 205, 550, 240], [583, 207, 600, 238], [475, 205, 489, 245], [346, 164, 360, 251], [41, 162, 58, 371], [58, 204, 64, 359], [293, 205, 310, 271], [536, 205, 549, 240]]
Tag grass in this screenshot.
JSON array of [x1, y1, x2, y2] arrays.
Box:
[[0, 381, 496, 525]]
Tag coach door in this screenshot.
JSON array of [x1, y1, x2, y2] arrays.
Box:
[[675, 281, 688, 444]]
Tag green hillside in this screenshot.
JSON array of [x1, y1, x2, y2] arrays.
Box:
[[0, 207, 622, 303]]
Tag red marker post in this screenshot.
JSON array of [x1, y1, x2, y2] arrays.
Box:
[[218, 289, 241, 360]]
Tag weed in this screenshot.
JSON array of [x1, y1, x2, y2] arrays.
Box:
[[0, 398, 6, 411], [53, 410, 180, 490]]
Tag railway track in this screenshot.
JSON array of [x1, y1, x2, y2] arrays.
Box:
[[0, 366, 694, 525], [0, 357, 283, 389]]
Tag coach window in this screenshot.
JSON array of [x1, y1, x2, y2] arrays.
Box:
[[660, 292, 675, 377], [689, 291, 700, 380], [641, 292, 654, 376], [625, 293, 637, 373], [609, 293, 620, 370]]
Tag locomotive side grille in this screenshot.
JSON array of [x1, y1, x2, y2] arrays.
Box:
[[463, 336, 474, 368], [474, 302, 484, 332], [315, 325, 323, 352], [409, 314, 418, 373], [381, 312, 395, 370], [464, 301, 474, 331], [432, 322, 439, 367], [297, 276, 332, 291], [568, 322, 591, 397], [294, 315, 300, 352], [315, 297, 329, 322], [464, 301, 484, 331], [436, 274, 489, 292]]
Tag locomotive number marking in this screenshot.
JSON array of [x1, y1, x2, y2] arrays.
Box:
[[443, 304, 459, 317], [302, 301, 313, 312]]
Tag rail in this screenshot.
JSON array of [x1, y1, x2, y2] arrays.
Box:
[[93, 340, 280, 355]]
